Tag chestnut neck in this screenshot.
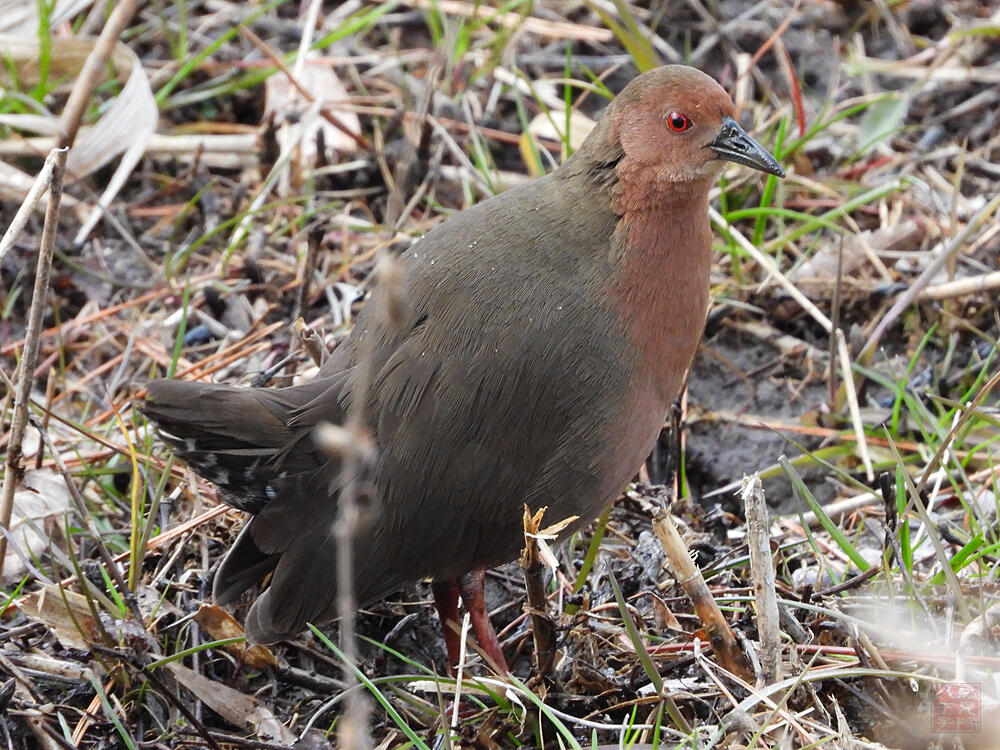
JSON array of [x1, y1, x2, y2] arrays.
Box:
[[606, 170, 715, 403]]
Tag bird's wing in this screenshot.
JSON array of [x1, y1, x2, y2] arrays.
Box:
[[350, 175, 625, 579]]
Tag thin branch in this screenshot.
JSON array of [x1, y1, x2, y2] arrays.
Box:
[[0, 147, 68, 580]]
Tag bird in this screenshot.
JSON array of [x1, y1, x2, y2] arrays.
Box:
[[143, 64, 783, 672]]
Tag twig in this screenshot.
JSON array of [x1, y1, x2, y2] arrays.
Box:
[[791, 492, 880, 528], [293, 223, 322, 324], [85, 643, 225, 750], [0, 279, 213, 358], [314, 253, 408, 750], [56, 0, 138, 147], [520, 506, 557, 680], [651, 507, 752, 682], [828, 238, 844, 407], [851, 56, 1000, 84], [739, 0, 801, 90], [0, 125, 550, 161], [238, 24, 371, 151], [293, 319, 326, 368], [917, 270, 1000, 301], [810, 566, 880, 598], [400, 0, 614, 42], [58, 505, 232, 589], [0, 652, 64, 750], [1, 4, 143, 570], [0, 147, 67, 580], [450, 613, 471, 740]]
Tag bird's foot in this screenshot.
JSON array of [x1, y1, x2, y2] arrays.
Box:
[[432, 571, 508, 675]]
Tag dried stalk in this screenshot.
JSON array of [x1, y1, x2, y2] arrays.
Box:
[[316, 252, 406, 750], [56, 0, 139, 147], [314, 412, 374, 750], [0, 148, 67, 579], [918, 269, 1000, 301], [0, 651, 64, 750], [520, 506, 557, 679], [652, 508, 752, 682], [835, 329, 873, 481], [742, 474, 782, 684]]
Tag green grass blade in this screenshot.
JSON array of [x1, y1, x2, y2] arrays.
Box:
[[780, 456, 870, 572]]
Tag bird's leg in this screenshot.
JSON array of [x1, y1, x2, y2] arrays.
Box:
[[431, 578, 462, 674], [458, 569, 508, 673]]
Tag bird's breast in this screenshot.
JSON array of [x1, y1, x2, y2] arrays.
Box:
[[608, 200, 712, 402], [588, 197, 712, 503]]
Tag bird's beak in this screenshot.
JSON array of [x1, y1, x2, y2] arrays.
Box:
[[710, 117, 785, 177]]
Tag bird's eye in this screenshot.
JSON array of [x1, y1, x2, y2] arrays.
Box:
[[666, 112, 692, 133]]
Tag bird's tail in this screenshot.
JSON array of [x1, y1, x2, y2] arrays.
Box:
[[142, 378, 330, 512], [142, 375, 384, 642]]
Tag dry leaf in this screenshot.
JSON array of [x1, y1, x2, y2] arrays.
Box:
[[526, 110, 595, 152], [194, 604, 279, 669], [165, 662, 296, 744], [18, 585, 102, 650], [536, 515, 580, 539], [0, 33, 157, 243], [0, 158, 81, 208], [2, 469, 71, 583], [19, 583, 156, 656], [649, 593, 683, 632], [264, 58, 361, 194]]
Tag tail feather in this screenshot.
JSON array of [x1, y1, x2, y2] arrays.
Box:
[[212, 523, 279, 605], [142, 374, 373, 639], [143, 378, 334, 512]]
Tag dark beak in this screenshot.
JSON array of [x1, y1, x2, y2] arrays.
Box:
[[710, 116, 785, 177]]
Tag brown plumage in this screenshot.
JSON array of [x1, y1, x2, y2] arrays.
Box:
[[144, 65, 782, 668]]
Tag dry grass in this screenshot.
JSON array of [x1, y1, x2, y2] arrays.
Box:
[[1, 1, 999, 748]]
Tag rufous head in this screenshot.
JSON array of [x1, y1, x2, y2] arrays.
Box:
[[587, 65, 784, 186]]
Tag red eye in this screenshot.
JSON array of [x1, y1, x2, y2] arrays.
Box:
[[666, 112, 692, 132]]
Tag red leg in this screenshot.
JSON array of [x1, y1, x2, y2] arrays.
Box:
[[458, 569, 508, 673], [432, 578, 461, 674]]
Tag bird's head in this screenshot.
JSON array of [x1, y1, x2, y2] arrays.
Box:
[[585, 65, 784, 188]]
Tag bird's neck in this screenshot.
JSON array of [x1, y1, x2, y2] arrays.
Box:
[[607, 176, 714, 406]]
